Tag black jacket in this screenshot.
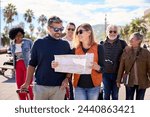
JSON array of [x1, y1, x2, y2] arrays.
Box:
[[103, 37, 127, 73]]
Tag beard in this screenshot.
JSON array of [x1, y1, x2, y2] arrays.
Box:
[[108, 35, 117, 40], [53, 33, 61, 39]]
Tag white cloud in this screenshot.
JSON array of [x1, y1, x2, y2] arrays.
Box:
[[105, 0, 146, 6], [106, 7, 147, 25], [1, 0, 150, 27]]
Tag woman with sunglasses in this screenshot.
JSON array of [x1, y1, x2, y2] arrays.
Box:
[[72, 23, 104, 100], [8, 27, 33, 100], [102, 24, 127, 100]]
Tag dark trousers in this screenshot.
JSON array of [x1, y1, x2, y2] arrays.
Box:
[[69, 80, 74, 100], [126, 85, 146, 100], [103, 73, 119, 100]]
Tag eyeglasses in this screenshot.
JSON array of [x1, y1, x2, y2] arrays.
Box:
[[50, 26, 64, 32], [76, 30, 87, 35], [67, 28, 75, 31], [109, 30, 117, 34]]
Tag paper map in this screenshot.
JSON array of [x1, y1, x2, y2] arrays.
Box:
[[54, 53, 94, 74]]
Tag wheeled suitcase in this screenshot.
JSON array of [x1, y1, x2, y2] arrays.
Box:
[[16, 89, 30, 100]]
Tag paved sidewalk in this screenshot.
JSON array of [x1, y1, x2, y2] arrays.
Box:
[[0, 77, 18, 100], [0, 54, 150, 100], [0, 74, 150, 100], [0, 54, 18, 100]]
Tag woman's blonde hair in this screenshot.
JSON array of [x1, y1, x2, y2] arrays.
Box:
[[73, 23, 95, 48]]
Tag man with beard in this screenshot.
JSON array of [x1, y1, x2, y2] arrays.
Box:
[[102, 24, 127, 100], [21, 16, 71, 100]]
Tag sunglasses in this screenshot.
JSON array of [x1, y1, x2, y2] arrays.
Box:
[[109, 30, 117, 34], [50, 26, 64, 32], [68, 28, 75, 31], [76, 30, 87, 35]]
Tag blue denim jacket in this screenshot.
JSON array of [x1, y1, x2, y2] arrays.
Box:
[[9, 38, 33, 68]]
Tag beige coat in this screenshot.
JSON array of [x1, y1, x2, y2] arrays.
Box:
[[117, 47, 150, 89]]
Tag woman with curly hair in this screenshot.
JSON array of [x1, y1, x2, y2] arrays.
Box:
[[9, 27, 33, 100]]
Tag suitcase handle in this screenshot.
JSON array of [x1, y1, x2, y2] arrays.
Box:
[[16, 89, 29, 93]]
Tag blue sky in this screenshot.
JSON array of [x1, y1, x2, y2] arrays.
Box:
[[0, 0, 150, 33]]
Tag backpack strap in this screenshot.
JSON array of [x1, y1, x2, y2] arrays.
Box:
[[120, 40, 127, 50], [97, 44, 104, 72]]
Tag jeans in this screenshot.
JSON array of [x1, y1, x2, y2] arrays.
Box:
[[75, 86, 100, 100], [126, 85, 146, 100], [103, 73, 119, 100]]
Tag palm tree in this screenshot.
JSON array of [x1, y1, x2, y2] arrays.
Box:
[[121, 15, 150, 46], [3, 26, 9, 36], [18, 22, 25, 29], [1, 33, 10, 46], [142, 14, 150, 33], [120, 25, 130, 42], [36, 26, 42, 37], [29, 24, 34, 38], [3, 3, 18, 28], [37, 14, 47, 37], [1, 26, 10, 46], [142, 13, 150, 45], [129, 18, 147, 36], [24, 9, 35, 38], [38, 14, 47, 28], [24, 9, 35, 23]]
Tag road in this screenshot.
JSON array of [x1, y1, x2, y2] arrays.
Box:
[[0, 54, 150, 100]]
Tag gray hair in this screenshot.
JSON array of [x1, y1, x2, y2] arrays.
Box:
[[106, 24, 119, 35], [48, 16, 62, 26], [106, 24, 118, 31], [132, 32, 143, 40]]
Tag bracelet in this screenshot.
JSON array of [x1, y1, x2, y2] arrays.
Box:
[[66, 74, 72, 79], [66, 77, 72, 81], [97, 67, 103, 73]]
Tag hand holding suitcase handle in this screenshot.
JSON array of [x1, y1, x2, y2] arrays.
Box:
[[16, 89, 29, 93], [16, 89, 30, 100]]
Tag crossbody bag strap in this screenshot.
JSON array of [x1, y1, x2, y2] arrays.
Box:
[[127, 48, 141, 73]]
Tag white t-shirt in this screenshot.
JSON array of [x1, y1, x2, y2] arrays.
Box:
[[15, 43, 22, 53], [62, 38, 73, 49]]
